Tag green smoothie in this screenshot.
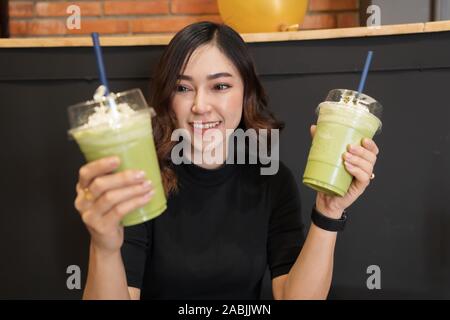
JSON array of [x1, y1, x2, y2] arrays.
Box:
[[71, 109, 167, 226], [303, 91, 382, 197]]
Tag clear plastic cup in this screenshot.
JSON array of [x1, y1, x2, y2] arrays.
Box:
[[68, 89, 167, 226], [303, 89, 382, 196]]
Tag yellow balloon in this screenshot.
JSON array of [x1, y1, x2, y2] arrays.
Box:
[[218, 0, 309, 33]]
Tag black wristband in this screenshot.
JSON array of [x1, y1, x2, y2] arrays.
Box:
[[311, 205, 347, 232]]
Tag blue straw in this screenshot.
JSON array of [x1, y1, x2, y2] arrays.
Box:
[[91, 32, 110, 96], [357, 51, 373, 95]]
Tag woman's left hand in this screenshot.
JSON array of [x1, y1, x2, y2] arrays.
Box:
[[310, 125, 380, 219]]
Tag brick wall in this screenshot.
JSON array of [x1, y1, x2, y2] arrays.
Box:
[[8, 0, 360, 37]]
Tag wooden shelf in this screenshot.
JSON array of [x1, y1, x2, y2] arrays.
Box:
[[1, 21, 450, 48]]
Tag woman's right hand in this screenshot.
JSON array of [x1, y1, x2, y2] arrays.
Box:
[[74, 156, 155, 255]]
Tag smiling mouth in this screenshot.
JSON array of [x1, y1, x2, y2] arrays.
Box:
[[189, 121, 222, 130]]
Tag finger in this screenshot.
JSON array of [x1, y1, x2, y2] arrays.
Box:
[[75, 182, 94, 212], [78, 156, 120, 189], [104, 190, 156, 226], [347, 143, 377, 164], [362, 138, 379, 156], [310, 125, 317, 139], [80, 207, 103, 230], [343, 152, 373, 176], [344, 161, 371, 186], [91, 180, 154, 216], [88, 169, 148, 199], [76, 182, 83, 194]]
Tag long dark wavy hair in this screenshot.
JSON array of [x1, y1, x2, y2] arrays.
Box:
[[150, 21, 284, 196]]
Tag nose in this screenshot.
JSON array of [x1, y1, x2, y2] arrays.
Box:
[[191, 90, 211, 114]]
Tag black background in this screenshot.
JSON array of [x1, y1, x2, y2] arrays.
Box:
[[0, 31, 449, 299]]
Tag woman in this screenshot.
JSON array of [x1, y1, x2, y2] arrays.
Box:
[[74, 22, 379, 300]]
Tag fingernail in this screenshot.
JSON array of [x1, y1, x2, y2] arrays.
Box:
[[344, 152, 352, 160], [345, 161, 353, 168], [135, 171, 146, 180], [110, 157, 120, 166], [141, 180, 152, 189], [143, 190, 155, 200]]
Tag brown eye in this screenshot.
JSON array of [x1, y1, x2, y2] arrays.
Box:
[[215, 83, 231, 91], [176, 85, 190, 93]]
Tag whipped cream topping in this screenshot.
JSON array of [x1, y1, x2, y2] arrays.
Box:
[[80, 86, 136, 129], [82, 102, 136, 129], [338, 91, 370, 112]]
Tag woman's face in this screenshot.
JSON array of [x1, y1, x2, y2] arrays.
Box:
[[171, 44, 244, 160]]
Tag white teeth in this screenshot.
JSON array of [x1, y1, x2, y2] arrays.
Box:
[[192, 121, 220, 129]]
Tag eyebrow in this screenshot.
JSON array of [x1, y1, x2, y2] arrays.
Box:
[[178, 72, 233, 81]]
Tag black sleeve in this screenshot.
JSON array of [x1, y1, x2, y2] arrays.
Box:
[[267, 162, 306, 279], [120, 222, 151, 289]]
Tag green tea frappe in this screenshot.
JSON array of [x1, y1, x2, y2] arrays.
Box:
[[68, 89, 167, 226], [303, 89, 382, 197]]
